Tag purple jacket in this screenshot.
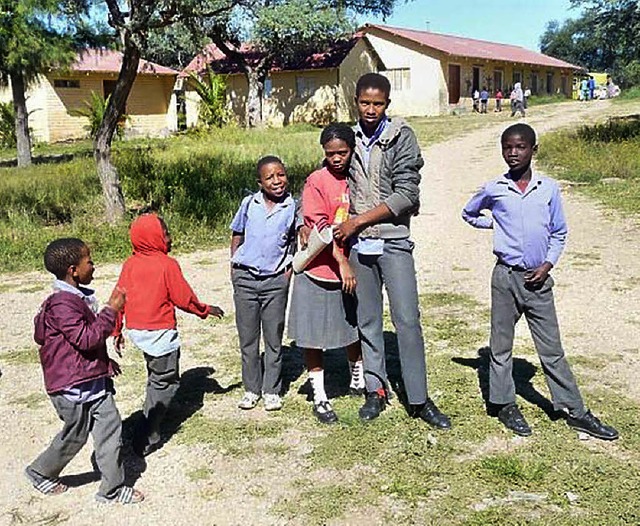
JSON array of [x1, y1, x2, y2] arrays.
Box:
[[34, 290, 117, 394]]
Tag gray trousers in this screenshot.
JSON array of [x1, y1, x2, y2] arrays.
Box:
[[490, 264, 585, 416], [350, 239, 428, 405], [30, 392, 124, 497], [141, 349, 180, 447], [232, 268, 290, 395]]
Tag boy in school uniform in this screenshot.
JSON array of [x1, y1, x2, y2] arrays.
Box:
[[461, 123, 619, 440], [26, 238, 143, 504], [230, 155, 297, 412], [333, 73, 450, 429]]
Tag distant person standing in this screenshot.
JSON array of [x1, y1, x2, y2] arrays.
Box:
[[472, 89, 480, 113], [480, 87, 489, 114], [588, 76, 596, 100], [510, 83, 525, 117], [580, 78, 589, 101], [495, 88, 503, 112], [523, 87, 531, 109]]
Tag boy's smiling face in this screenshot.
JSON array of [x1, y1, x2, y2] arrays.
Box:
[[356, 87, 389, 132], [501, 133, 538, 174], [258, 161, 288, 202]]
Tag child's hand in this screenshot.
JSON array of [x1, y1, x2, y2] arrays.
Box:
[[339, 260, 357, 295], [107, 287, 126, 312], [109, 359, 122, 377], [524, 262, 552, 289], [298, 225, 311, 249], [113, 334, 125, 357], [209, 305, 224, 319]]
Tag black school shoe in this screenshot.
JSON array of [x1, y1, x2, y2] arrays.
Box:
[[414, 398, 451, 430], [566, 410, 619, 441], [359, 392, 387, 421], [498, 403, 532, 437], [313, 401, 338, 424]]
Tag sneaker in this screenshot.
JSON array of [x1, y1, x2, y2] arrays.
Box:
[[263, 393, 283, 411], [498, 403, 532, 437], [416, 398, 451, 430], [238, 391, 260, 410], [359, 392, 386, 421], [313, 400, 338, 424], [566, 410, 619, 441]]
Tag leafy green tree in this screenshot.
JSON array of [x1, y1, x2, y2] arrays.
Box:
[[0, 101, 16, 149], [541, 1, 640, 86], [0, 0, 83, 167], [202, 0, 406, 127], [73, 0, 241, 221]]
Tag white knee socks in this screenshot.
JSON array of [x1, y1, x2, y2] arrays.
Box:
[[349, 360, 364, 390], [309, 370, 328, 404]]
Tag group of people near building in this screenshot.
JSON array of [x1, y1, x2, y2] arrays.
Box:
[[24, 73, 619, 506], [472, 84, 529, 116], [579, 75, 620, 101]]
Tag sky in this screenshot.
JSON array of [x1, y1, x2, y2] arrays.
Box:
[[364, 0, 584, 52]]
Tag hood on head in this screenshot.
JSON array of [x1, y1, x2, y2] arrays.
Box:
[[129, 213, 168, 255], [514, 82, 521, 89]]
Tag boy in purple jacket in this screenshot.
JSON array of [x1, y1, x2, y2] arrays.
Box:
[[25, 238, 144, 504]]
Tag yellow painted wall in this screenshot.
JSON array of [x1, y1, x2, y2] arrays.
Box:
[[186, 40, 379, 127], [2, 73, 177, 143], [364, 30, 448, 117], [337, 38, 380, 121]]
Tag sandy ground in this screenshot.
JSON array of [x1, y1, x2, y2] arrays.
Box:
[[1, 99, 639, 525]]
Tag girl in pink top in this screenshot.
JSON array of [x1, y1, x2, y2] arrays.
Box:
[[288, 123, 363, 424]]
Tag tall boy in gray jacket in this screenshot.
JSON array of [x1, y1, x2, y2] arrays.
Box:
[[334, 73, 450, 428]]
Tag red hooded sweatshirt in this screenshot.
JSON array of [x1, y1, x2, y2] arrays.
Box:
[[114, 214, 209, 336]]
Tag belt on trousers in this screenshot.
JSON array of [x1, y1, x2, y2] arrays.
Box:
[[232, 263, 291, 278], [497, 260, 528, 272]]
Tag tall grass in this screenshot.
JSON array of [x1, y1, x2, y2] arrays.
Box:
[[0, 126, 320, 272], [537, 115, 640, 213]]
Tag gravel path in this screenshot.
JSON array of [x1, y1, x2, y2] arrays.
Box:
[[1, 100, 638, 525]]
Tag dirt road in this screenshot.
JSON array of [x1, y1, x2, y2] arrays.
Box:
[[1, 99, 638, 525]]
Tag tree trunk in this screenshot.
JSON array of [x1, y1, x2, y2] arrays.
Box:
[[245, 69, 264, 128], [94, 38, 140, 222], [10, 70, 32, 167]]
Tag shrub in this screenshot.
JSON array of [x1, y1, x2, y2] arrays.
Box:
[[576, 115, 640, 142], [0, 101, 16, 148], [189, 66, 229, 128], [71, 91, 126, 140]]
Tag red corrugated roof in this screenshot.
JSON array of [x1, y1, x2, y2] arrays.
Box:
[[364, 24, 583, 70], [68, 49, 178, 76], [181, 36, 362, 78]]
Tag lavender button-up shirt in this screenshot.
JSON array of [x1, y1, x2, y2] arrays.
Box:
[[462, 172, 568, 269]]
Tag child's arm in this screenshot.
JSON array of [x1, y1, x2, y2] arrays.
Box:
[[545, 183, 568, 266], [332, 241, 356, 294], [53, 288, 125, 354], [230, 232, 244, 257], [462, 186, 493, 229], [166, 258, 212, 319]]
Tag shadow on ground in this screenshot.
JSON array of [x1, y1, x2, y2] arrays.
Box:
[[452, 347, 565, 420], [121, 366, 241, 485]]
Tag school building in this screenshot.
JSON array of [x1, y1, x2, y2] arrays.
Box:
[[0, 49, 179, 143], [183, 24, 582, 127]]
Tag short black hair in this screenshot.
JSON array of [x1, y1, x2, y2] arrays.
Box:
[[501, 123, 537, 146], [320, 122, 356, 150], [256, 155, 284, 177], [44, 238, 87, 279], [356, 72, 391, 99]]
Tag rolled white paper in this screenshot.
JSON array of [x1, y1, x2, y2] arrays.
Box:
[[293, 225, 333, 273]]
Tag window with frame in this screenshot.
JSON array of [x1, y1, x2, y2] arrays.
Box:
[[512, 71, 522, 85], [295, 76, 316, 98], [384, 68, 411, 91], [54, 79, 80, 88]]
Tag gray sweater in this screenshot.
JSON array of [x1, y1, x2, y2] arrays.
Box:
[[349, 117, 424, 239]]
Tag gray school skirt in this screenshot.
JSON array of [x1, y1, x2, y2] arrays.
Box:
[[288, 271, 358, 350]]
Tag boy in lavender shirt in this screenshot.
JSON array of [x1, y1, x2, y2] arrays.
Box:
[[462, 123, 618, 440], [230, 156, 297, 412]]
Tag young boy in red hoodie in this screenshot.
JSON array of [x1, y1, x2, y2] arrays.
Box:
[[114, 213, 223, 457], [27, 238, 143, 504]]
